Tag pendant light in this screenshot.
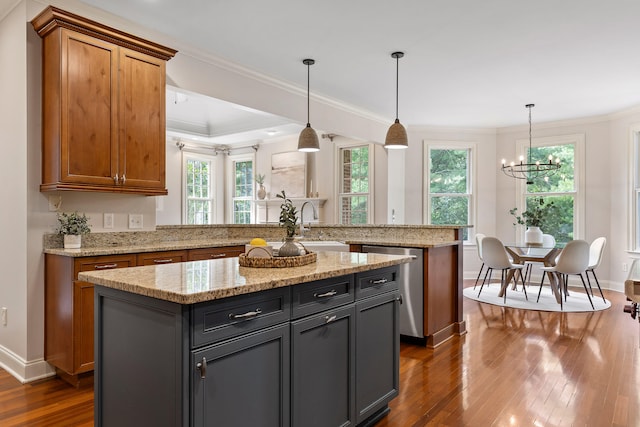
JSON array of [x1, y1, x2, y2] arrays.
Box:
[[501, 104, 561, 184], [297, 58, 320, 152], [385, 51, 408, 149]]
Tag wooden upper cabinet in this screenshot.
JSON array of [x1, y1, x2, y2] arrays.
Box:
[[31, 6, 176, 195]]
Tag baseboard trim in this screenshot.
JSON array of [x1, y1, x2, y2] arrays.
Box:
[[0, 344, 55, 383]]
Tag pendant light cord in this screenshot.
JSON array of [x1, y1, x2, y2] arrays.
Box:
[[307, 61, 310, 125], [527, 104, 533, 164], [395, 54, 399, 120]]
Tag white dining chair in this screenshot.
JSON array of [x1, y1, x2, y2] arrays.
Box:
[[586, 237, 607, 303], [523, 234, 556, 285], [478, 237, 526, 303], [473, 233, 486, 289], [538, 239, 593, 310]]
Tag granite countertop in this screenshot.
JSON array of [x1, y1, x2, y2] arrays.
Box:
[[44, 238, 251, 257], [79, 251, 412, 304], [344, 239, 461, 248]]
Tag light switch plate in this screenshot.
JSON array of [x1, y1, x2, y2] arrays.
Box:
[[128, 214, 143, 229], [104, 213, 114, 229]]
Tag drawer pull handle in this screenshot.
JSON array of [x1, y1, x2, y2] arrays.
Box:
[[370, 278, 389, 285], [325, 315, 337, 324], [153, 259, 174, 264], [229, 308, 262, 320], [95, 263, 118, 269], [196, 357, 207, 379], [397, 295, 404, 305], [211, 253, 226, 258], [113, 175, 119, 184], [314, 290, 337, 298]]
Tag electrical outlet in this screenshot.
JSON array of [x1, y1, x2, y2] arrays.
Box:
[[1, 307, 7, 326], [128, 214, 143, 229], [104, 213, 114, 229]]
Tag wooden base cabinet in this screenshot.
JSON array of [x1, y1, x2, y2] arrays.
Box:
[[93, 267, 401, 426]]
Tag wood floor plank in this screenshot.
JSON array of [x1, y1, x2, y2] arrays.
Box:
[[0, 282, 636, 426]]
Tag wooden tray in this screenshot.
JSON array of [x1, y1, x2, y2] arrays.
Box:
[[238, 251, 317, 268]]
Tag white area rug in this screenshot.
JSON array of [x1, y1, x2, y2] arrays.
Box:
[[463, 283, 611, 312]]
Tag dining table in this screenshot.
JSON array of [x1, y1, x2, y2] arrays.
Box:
[[503, 242, 564, 303]]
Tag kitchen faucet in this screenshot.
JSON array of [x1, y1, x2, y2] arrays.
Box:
[[299, 201, 318, 238]]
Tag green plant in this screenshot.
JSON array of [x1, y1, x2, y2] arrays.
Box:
[[276, 190, 298, 237], [255, 174, 265, 185], [509, 197, 556, 228], [55, 212, 91, 235]]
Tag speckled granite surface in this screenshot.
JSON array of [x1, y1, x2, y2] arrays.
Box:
[[43, 224, 467, 256], [79, 251, 412, 304]]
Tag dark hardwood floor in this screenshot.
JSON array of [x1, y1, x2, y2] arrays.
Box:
[[0, 282, 637, 426]]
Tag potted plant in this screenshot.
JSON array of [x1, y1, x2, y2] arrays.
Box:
[[509, 197, 555, 245], [255, 174, 266, 200], [276, 190, 300, 256], [56, 211, 91, 249]]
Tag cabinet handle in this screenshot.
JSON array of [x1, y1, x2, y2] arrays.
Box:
[[397, 295, 404, 305], [121, 174, 126, 184], [370, 278, 389, 285], [196, 357, 207, 379], [211, 253, 226, 258], [325, 315, 337, 323], [94, 263, 118, 269], [228, 308, 262, 320], [314, 290, 337, 298], [113, 175, 119, 184], [153, 259, 174, 264]]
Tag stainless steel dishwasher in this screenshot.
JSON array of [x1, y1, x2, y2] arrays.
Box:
[[362, 245, 424, 339]]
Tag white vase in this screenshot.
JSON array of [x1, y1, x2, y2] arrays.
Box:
[[64, 234, 82, 249], [257, 185, 266, 200], [524, 226, 543, 246]]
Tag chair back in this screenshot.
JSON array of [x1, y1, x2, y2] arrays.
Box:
[[528, 234, 556, 256], [475, 233, 486, 261], [588, 237, 606, 269], [481, 237, 512, 269], [554, 240, 589, 274]]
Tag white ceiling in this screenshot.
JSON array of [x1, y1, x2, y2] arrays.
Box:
[[47, 1, 640, 140]]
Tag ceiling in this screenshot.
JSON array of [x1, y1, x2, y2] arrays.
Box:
[[45, 1, 640, 142]]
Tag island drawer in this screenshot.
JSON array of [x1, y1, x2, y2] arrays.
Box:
[[355, 265, 399, 299], [191, 287, 291, 348], [291, 275, 355, 319]]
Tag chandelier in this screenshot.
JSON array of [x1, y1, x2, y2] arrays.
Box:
[[501, 104, 560, 184]]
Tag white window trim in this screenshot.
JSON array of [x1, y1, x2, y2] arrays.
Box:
[[629, 124, 640, 251], [334, 141, 374, 224], [514, 133, 585, 242], [423, 140, 477, 241], [226, 152, 256, 224], [181, 151, 217, 224]]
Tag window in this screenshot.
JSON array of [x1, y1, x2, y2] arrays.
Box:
[[632, 126, 640, 250], [183, 154, 215, 224], [516, 134, 584, 244], [338, 144, 372, 224], [230, 156, 254, 224], [425, 143, 474, 241]]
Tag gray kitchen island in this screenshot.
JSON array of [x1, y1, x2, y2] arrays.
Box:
[[79, 251, 412, 427]]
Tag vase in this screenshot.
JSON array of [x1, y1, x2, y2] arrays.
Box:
[[64, 234, 82, 249], [257, 185, 266, 200], [524, 226, 543, 247], [278, 237, 300, 257]]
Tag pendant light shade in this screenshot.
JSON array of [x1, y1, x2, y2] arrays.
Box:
[[385, 51, 408, 149], [298, 58, 320, 152]]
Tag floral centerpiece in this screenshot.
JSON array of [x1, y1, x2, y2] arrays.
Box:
[[55, 212, 91, 249], [256, 174, 266, 200], [509, 197, 555, 245]]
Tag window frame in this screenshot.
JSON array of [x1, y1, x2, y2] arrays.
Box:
[[182, 151, 216, 225], [335, 141, 374, 224], [630, 125, 640, 251], [226, 152, 256, 224], [514, 133, 585, 243], [423, 141, 477, 242]]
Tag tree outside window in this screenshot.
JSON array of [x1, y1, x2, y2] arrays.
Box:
[[428, 147, 471, 240], [184, 156, 214, 224], [233, 159, 253, 224], [339, 145, 370, 224], [525, 144, 575, 244]]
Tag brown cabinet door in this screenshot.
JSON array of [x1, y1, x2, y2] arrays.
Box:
[[118, 48, 167, 191], [59, 29, 118, 187], [137, 250, 188, 266], [188, 246, 245, 261], [73, 281, 95, 373]]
